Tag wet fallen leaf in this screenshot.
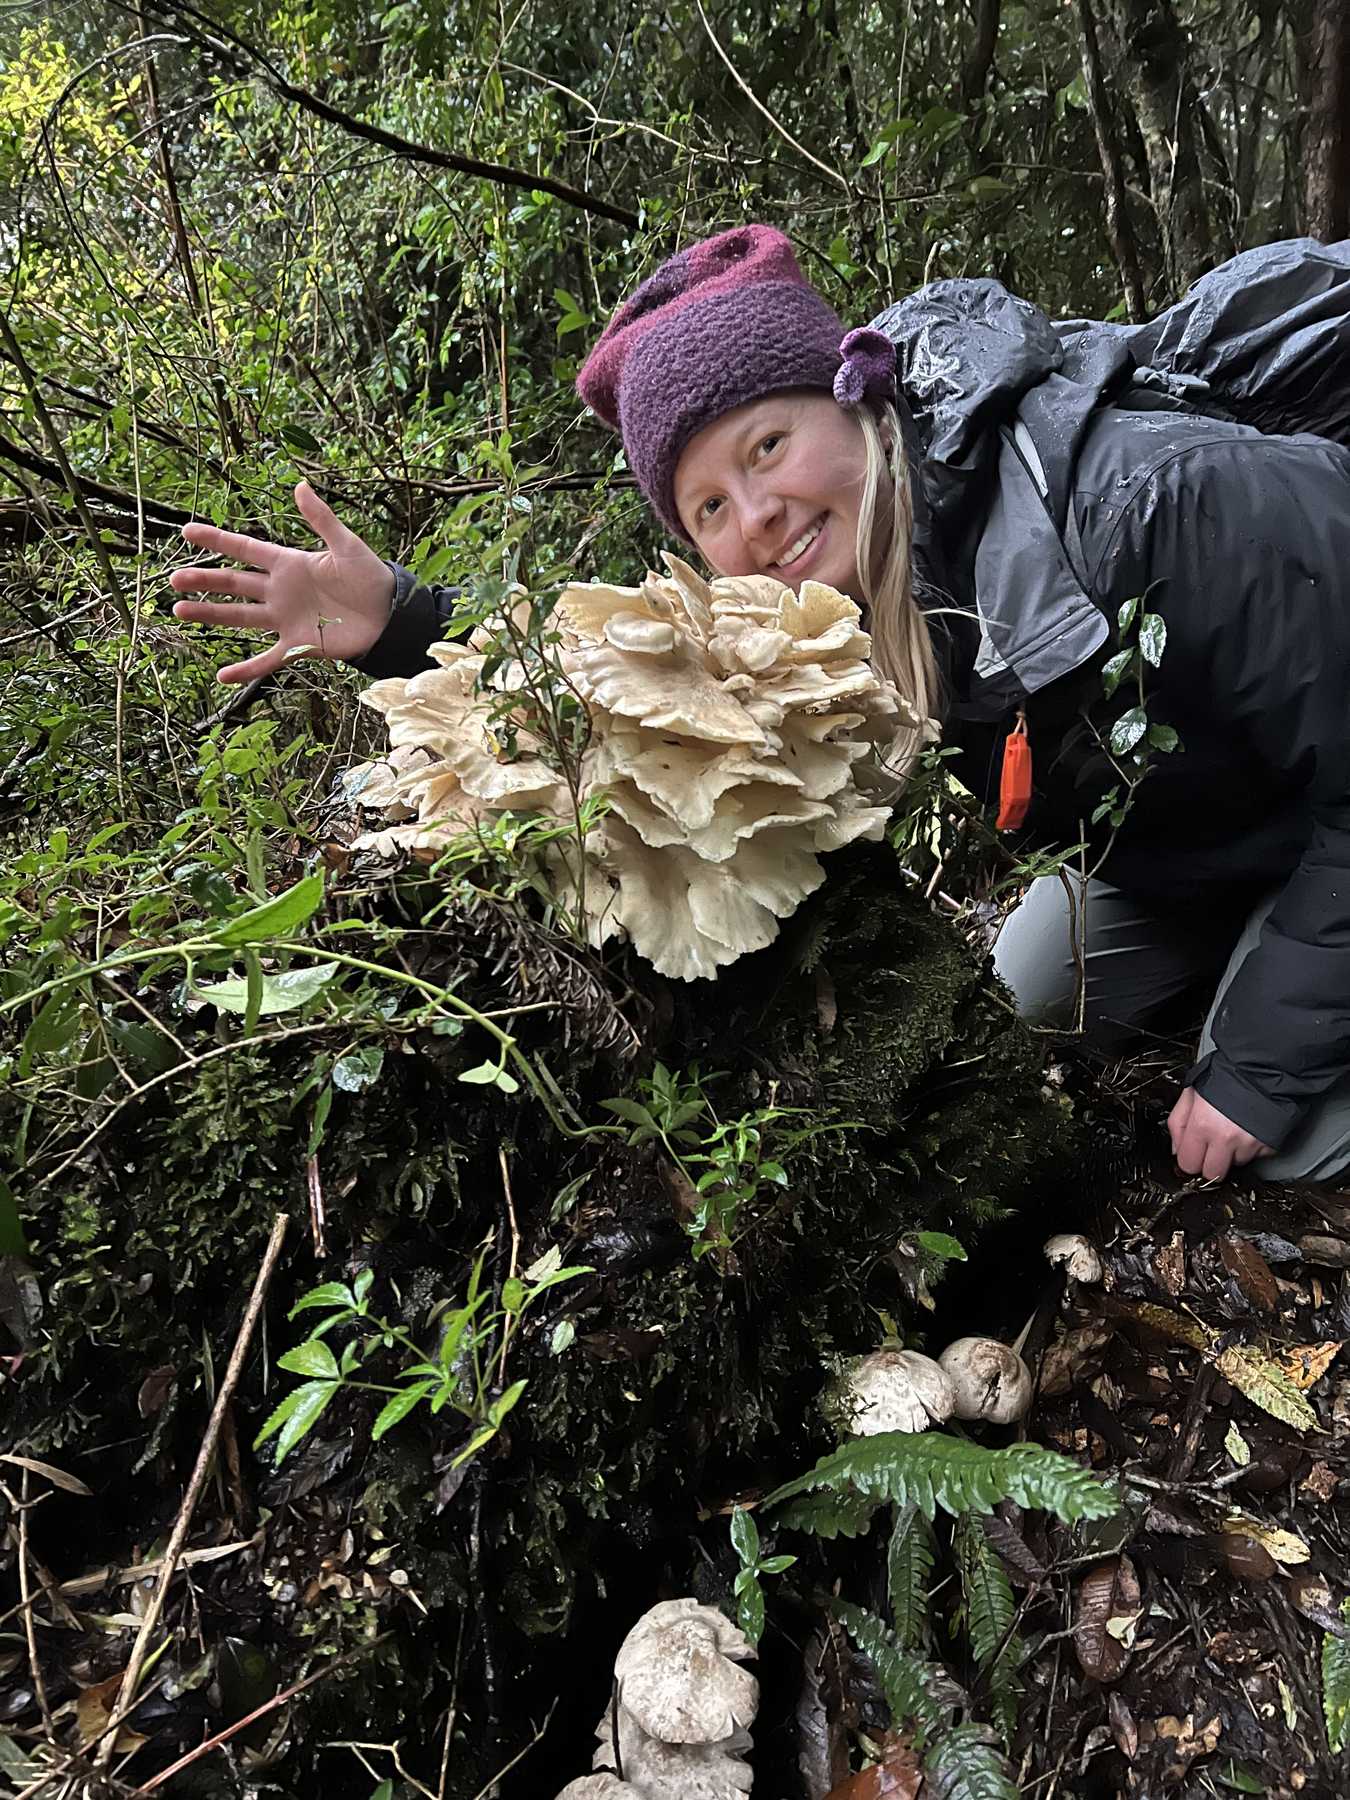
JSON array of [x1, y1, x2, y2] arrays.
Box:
[[1218, 1235, 1280, 1312], [1224, 1422, 1251, 1466], [1214, 1343, 1320, 1432], [1108, 1689, 1138, 1760], [137, 1365, 177, 1417], [1074, 1555, 1142, 1684], [1212, 1531, 1277, 1582], [1221, 1512, 1310, 1566], [1297, 1234, 1350, 1268], [1137, 1712, 1222, 1780], [1286, 1569, 1349, 1634], [1280, 1341, 1343, 1391], [823, 1741, 923, 1800], [1101, 1297, 1213, 1352]]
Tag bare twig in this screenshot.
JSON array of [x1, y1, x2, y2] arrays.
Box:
[[95, 1212, 290, 1768]]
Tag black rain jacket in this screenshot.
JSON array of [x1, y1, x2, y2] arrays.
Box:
[[356, 239, 1350, 1152]]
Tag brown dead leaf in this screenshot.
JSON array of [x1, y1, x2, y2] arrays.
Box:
[[823, 1739, 923, 1800], [1038, 1321, 1114, 1398], [1214, 1343, 1319, 1432], [74, 1671, 148, 1755], [1218, 1235, 1280, 1312], [0, 1452, 92, 1496], [1297, 1234, 1350, 1268], [1286, 1569, 1349, 1634], [1212, 1531, 1277, 1582], [1074, 1555, 1142, 1684], [1301, 1461, 1339, 1502], [1109, 1689, 1138, 1760], [1138, 1712, 1222, 1780], [1221, 1512, 1311, 1566], [1100, 1296, 1213, 1352], [1153, 1230, 1187, 1298], [1280, 1341, 1343, 1391], [137, 1365, 177, 1418]]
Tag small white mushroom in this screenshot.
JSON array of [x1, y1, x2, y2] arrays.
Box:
[[842, 1349, 958, 1435], [1043, 1234, 1104, 1283], [612, 1598, 758, 1745], [938, 1337, 1034, 1425]]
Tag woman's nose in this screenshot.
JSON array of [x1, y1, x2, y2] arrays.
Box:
[[741, 488, 785, 552]]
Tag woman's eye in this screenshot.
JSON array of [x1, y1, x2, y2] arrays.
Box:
[[699, 496, 723, 522], [758, 433, 783, 456]]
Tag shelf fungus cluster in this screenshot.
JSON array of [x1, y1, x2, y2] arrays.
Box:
[[346, 557, 933, 980], [556, 1598, 758, 1799]]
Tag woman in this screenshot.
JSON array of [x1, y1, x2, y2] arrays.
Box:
[[171, 225, 1350, 1185]]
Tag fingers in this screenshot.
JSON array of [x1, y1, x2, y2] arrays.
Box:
[[170, 566, 268, 601], [172, 598, 270, 629], [1167, 1089, 1192, 1156], [294, 479, 353, 552], [215, 642, 291, 685], [180, 521, 280, 570]]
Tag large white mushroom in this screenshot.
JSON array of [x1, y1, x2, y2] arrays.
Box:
[[1043, 1234, 1104, 1284], [612, 1599, 758, 1744], [558, 1778, 642, 1799], [840, 1348, 958, 1435], [592, 1708, 754, 1800], [938, 1337, 1034, 1425], [347, 557, 936, 981]]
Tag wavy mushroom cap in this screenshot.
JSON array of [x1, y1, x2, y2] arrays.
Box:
[[613, 1598, 758, 1744], [938, 1336, 1034, 1425], [592, 1705, 753, 1800], [843, 1347, 959, 1435]]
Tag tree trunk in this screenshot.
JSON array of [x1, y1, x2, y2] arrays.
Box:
[[1107, 0, 1214, 294], [1076, 0, 1148, 320], [960, 0, 1002, 109], [1303, 0, 1350, 240]]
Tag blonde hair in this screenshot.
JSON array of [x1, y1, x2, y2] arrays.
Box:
[[851, 399, 941, 772]]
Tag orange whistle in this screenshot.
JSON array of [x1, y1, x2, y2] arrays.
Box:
[[996, 710, 1032, 831]]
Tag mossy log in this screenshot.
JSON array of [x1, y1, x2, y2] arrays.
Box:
[[2, 844, 1073, 1796]]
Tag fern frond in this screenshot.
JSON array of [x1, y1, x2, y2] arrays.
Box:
[[888, 1502, 936, 1650], [775, 1483, 879, 1540], [764, 1431, 1119, 1526], [955, 1514, 1019, 1747], [1322, 1600, 1350, 1753], [923, 1722, 1020, 1800], [832, 1599, 955, 1745]]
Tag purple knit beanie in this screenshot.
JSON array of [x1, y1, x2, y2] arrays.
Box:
[[576, 224, 896, 539]]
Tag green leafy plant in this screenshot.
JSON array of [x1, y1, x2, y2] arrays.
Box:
[[748, 1430, 1119, 1796], [728, 1506, 796, 1648], [255, 1245, 591, 1466], [1322, 1597, 1350, 1753], [1090, 591, 1181, 833], [602, 1061, 850, 1259]]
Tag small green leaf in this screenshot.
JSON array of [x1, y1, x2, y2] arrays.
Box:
[[371, 1382, 436, 1441], [730, 1506, 760, 1566], [1146, 723, 1179, 753], [737, 1576, 766, 1647], [280, 423, 322, 453], [290, 1282, 355, 1315], [1109, 707, 1149, 756], [277, 1340, 340, 1380], [916, 1231, 967, 1262], [332, 1046, 385, 1093], [1100, 648, 1133, 698], [1117, 597, 1139, 636], [501, 1277, 525, 1314], [214, 872, 325, 945], [759, 1554, 796, 1574], [1139, 612, 1167, 666], [488, 1378, 527, 1426], [601, 1097, 657, 1128], [254, 1379, 338, 1460], [307, 1081, 333, 1156], [550, 1318, 576, 1355], [196, 962, 339, 1016], [459, 1060, 502, 1085], [1325, 1602, 1350, 1753]]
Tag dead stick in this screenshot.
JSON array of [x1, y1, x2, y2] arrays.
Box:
[[129, 1633, 390, 1794], [95, 1212, 289, 1767]]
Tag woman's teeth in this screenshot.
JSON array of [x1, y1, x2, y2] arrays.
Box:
[[777, 518, 824, 568]]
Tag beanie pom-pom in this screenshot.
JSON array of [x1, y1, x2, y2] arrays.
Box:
[[833, 326, 897, 407]]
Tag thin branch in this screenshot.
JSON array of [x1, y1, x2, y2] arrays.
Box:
[[95, 1213, 290, 1768]]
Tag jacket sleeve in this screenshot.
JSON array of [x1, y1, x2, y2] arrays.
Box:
[[348, 563, 462, 679], [1092, 427, 1350, 1149]]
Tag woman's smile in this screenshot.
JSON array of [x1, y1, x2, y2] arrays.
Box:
[[769, 512, 828, 577]]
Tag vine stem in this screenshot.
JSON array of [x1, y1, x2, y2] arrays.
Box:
[[94, 1212, 290, 1769], [4, 935, 620, 1144]]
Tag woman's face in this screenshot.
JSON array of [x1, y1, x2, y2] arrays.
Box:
[[672, 390, 882, 600]]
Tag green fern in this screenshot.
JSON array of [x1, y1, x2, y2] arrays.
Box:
[[923, 1722, 1020, 1800], [764, 1431, 1119, 1526], [954, 1514, 1019, 1747], [775, 1483, 879, 1540], [1322, 1599, 1350, 1753], [888, 1503, 936, 1650], [832, 1598, 954, 1743]]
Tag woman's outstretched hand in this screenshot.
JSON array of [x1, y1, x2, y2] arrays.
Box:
[[170, 481, 396, 684], [1168, 1087, 1272, 1183]]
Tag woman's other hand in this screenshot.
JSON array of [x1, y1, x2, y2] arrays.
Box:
[[170, 480, 395, 683], [1168, 1087, 1272, 1182]]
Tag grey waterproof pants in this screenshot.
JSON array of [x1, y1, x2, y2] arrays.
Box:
[[992, 877, 1350, 1181]]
